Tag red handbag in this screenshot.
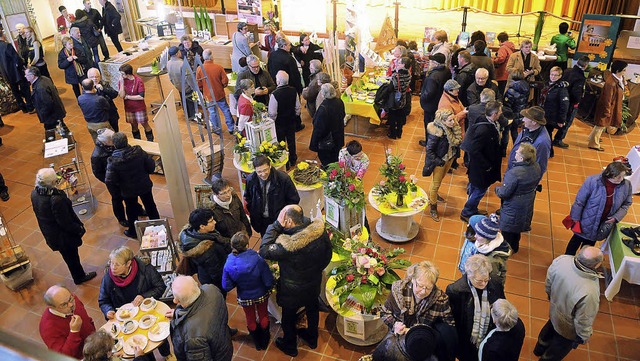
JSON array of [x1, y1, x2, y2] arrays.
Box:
[[562, 215, 582, 233]]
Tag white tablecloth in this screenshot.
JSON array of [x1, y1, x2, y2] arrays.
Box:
[[602, 223, 640, 300], [625, 146, 640, 194]]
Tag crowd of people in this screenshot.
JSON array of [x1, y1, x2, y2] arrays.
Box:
[[0, 14, 634, 361]]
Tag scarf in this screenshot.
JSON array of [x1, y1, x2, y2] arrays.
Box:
[[64, 47, 84, 77], [109, 258, 139, 287], [434, 119, 463, 162], [35, 186, 64, 197], [468, 278, 491, 347], [213, 194, 232, 209]]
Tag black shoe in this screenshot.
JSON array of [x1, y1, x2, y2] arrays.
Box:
[[0, 191, 8, 202], [74, 271, 97, 285], [553, 140, 569, 149], [139, 208, 148, 217], [460, 214, 470, 223], [259, 324, 271, 349], [387, 133, 396, 139], [118, 220, 129, 227], [229, 327, 238, 337], [249, 329, 264, 350], [295, 124, 306, 132], [275, 337, 298, 357], [124, 229, 137, 239], [297, 328, 317, 349], [419, 140, 427, 147], [622, 238, 640, 256], [28, 108, 37, 114]]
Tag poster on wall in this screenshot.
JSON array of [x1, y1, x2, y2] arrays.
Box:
[[237, 0, 263, 26], [280, 0, 326, 33], [574, 14, 621, 66]]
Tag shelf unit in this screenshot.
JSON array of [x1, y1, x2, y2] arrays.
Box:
[[0, 212, 33, 290], [135, 219, 178, 302]]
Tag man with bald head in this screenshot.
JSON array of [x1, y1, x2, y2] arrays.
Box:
[[78, 78, 112, 142], [39, 285, 96, 359], [195, 48, 234, 134], [87, 67, 120, 131], [167, 275, 233, 361], [268, 70, 300, 168], [534, 246, 603, 360], [260, 204, 332, 356]]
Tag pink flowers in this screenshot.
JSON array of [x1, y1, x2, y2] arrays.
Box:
[[399, 163, 405, 170], [348, 184, 356, 191], [376, 267, 386, 276], [338, 160, 346, 168], [399, 175, 406, 183], [379, 180, 386, 186], [356, 169, 366, 178], [346, 274, 355, 282], [345, 171, 352, 177], [329, 169, 338, 180]]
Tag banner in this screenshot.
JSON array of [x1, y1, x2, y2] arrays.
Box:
[[236, 0, 263, 26], [574, 14, 621, 66]]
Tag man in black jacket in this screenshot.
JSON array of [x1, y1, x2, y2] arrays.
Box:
[[268, 37, 304, 131], [105, 132, 160, 238], [260, 205, 332, 357], [460, 101, 503, 222], [0, 34, 34, 113], [237, 54, 276, 105], [78, 79, 112, 142], [87, 67, 120, 131], [98, 0, 123, 52], [466, 68, 501, 106], [554, 55, 589, 149], [244, 155, 299, 236], [69, 27, 95, 70], [419, 53, 450, 146], [455, 50, 477, 107], [25, 67, 69, 134], [31, 168, 96, 285], [83, 0, 109, 60], [268, 71, 301, 168]]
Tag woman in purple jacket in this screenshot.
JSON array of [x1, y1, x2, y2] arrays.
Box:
[[222, 232, 274, 350]]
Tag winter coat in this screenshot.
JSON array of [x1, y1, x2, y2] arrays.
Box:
[[372, 332, 438, 361], [244, 167, 300, 235], [503, 80, 529, 123], [57, 47, 89, 85], [540, 81, 569, 127], [493, 41, 515, 82], [237, 67, 276, 105], [423, 121, 461, 176], [102, 1, 122, 37], [95, 80, 120, 125], [478, 318, 525, 361], [31, 76, 67, 126], [550, 33, 576, 63], [259, 218, 332, 309], [170, 284, 233, 361], [382, 279, 455, 329], [72, 17, 99, 48], [91, 142, 115, 183], [593, 70, 624, 128], [268, 49, 303, 94], [222, 249, 274, 300], [389, 68, 411, 110], [546, 255, 600, 342], [466, 81, 501, 107], [292, 42, 323, 87], [569, 174, 632, 242], [506, 50, 541, 82], [496, 160, 542, 233], [231, 31, 252, 73], [563, 65, 587, 106], [179, 227, 232, 287], [476, 235, 512, 287], [439, 91, 466, 123], [78, 91, 111, 124], [105, 145, 155, 198], [454, 62, 476, 107], [470, 53, 495, 81], [0, 40, 25, 84], [431, 41, 453, 66], [302, 72, 321, 116], [508, 126, 551, 175], [210, 194, 252, 241], [31, 187, 85, 252], [178, 41, 204, 67], [310, 97, 346, 152], [98, 257, 165, 316], [461, 117, 502, 189], [445, 275, 505, 361], [420, 65, 450, 114]]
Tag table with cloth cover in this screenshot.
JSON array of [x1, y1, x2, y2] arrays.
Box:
[[602, 222, 640, 300], [625, 146, 640, 194]]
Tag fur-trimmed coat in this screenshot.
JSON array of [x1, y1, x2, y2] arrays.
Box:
[[259, 218, 332, 308], [179, 227, 232, 287]]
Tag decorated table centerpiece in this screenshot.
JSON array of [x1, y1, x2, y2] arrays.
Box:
[[233, 133, 251, 164], [373, 150, 419, 208], [292, 161, 323, 186], [322, 161, 366, 234], [252, 100, 268, 123]]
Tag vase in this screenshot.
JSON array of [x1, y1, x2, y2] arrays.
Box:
[[396, 193, 405, 207]]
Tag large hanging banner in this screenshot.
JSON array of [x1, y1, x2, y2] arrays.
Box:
[[237, 0, 263, 26], [574, 14, 621, 66], [280, 0, 327, 33]]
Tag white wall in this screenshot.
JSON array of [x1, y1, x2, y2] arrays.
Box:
[[32, 0, 56, 38]]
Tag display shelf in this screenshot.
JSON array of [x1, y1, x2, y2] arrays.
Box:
[[0, 213, 33, 290], [135, 219, 178, 301]]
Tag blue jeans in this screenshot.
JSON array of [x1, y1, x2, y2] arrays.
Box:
[[555, 106, 578, 142], [208, 99, 235, 133], [461, 183, 487, 217], [91, 46, 100, 65]]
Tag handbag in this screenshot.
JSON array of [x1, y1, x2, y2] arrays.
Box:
[[318, 132, 335, 151], [562, 215, 582, 233], [595, 221, 615, 241]]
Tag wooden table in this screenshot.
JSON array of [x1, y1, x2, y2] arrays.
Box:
[[100, 301, 171, 358]]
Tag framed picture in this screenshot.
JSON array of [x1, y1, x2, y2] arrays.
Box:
[[325, 197, 339, 228], [574, 15, 621, 65]]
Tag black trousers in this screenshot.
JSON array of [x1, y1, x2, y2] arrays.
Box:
[[0, 172, 7, 194], [502, 231, 522, 253], [108, 34, 123, 53], [534, 319, 576, 361], [281, 298, 320, 348], [565, 233, 595, 255], [97, 33, 110, 58], [318, 149, 339, 168], [276, 126, 297, 166], [9, 77, 33, 111], [388, 108, 406, 138], [71, 83, 81, 99], [58, 243, 86, 283], [423, 110, 435, 140], [124, 191, 160, 234]]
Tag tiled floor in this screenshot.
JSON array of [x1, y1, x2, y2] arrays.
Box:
[[0, 39, 639, 361]]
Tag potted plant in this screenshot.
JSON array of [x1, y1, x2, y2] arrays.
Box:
[[321, 161, 366, 233], [373, 150, 417, 207], [233, 134, 251, 164], [252, 100, 268, 123], [254, 140, 287, 164]]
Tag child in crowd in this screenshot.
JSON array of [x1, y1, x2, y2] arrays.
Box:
[[222, 232, 274, 350], [338, 140, 370, 178]]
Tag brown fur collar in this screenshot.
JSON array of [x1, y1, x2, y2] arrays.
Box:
[[275, 218, 326, 252], [183, 239, 213, 258]]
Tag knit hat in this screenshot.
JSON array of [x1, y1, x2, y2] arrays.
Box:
[[472, 213, 500, 240], [96, 128, 115, 145], [405, 324, 437, 360], [444, 79, 461, 92], [429, 53, 446, 64], [168, 46, 179, 57]]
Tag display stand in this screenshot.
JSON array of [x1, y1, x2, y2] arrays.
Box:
[[135, 219, 178, 302], [44, 137, 96, 217], [0, 212, 32, 290], [368, 187, 428, 243], [289, 172, 324, 218]]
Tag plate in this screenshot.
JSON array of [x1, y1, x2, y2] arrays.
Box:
[[112, 337, 123, 353], [121, 320, 139, 335], [123, 334, 148, 355], [140, 297, 157, 312], [148, 321, 170, 342], [139, 314, 156, 329], [108, 322, 120, 338], [116, 304, 139, 321]]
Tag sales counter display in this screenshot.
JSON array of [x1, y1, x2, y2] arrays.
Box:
[[99, 40, 170, 89], [341, 71, 389, 126]]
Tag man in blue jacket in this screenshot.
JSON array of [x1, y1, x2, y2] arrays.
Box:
[[78, 79, 112, 142]]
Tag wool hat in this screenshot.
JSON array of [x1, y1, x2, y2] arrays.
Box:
[[429, 53, 446, 64], [168, 46, 179, 57], [473, 213, 500, 240], [96, 128, 115, 145], [520, 106, 546, 126], [444, 79, 461, 92], [405, 324, 437, 360]]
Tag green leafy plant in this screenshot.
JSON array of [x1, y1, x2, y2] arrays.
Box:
[[321, 161, 366, 210], [373, 150, 417, 204]]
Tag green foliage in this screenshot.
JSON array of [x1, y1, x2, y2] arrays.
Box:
[[321, 162, 366, 211], [373, 150, 417, 203]]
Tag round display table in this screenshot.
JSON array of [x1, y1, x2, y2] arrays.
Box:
[[288, 171, 324, 218], [368, 187, 428, 243]]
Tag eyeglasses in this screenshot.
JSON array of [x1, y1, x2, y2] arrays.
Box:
[[217, 187, 234, 196], [471, 276, 490, 285], [59, 295, 74, 308], [249, 64, 260, 70]]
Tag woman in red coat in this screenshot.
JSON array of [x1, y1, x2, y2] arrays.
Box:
[[56, 6, 75, 34], [588, 60, 627, 151]]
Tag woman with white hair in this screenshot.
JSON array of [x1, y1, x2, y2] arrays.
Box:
[[31, 168, 96, 284], [477, 299, 525, 361], [309, 83, 345, 166], [446, 254, 505, 361]]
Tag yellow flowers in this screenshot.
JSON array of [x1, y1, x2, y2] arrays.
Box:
[[297, 162, 309, 170], [280, 141, 286, 147]]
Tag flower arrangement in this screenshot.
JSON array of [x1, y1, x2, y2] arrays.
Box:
[[322, 161, 366, 210], [373, 150, 417, 206], [254, 140, 287, 164], [329, 230, 410, 313], [252, 100, 268, 123], [292, 161, 323, 185], [233, 134, 250, 154]]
